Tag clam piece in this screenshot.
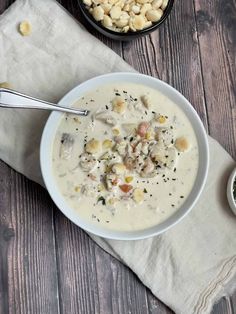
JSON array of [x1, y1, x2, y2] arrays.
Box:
[[156, 127, 174, 147], [95, 112, 117, 126], [59, 133, 74, 160], [165, 147, 177, 170], [79, 153, 98, 172], [115, 141, 127, 156]]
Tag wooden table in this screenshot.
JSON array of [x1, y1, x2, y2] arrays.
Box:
[[0, 0, 235, 313]]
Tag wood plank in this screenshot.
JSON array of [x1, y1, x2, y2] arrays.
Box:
[[194, 0, 236, 159], [0, 161, 59, 314]]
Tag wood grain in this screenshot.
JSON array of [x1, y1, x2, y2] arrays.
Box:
[[194, 0, 236, 159], [0, 0, 235, 313], [0, 161, 59, 314]]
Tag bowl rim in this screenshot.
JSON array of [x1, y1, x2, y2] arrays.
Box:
[[78, 0, 174, 37], [227, 167, 236, 214], [40, 72, 209, 240]]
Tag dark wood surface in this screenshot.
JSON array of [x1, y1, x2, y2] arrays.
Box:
[[0, 0, 235, 313]]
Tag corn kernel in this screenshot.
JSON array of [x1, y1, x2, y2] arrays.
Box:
[[112, 128, 120, 136], [158, 115, 166, 124], [125, 176, 133, 183], [102, 139, 113, 149], [145, 131, 154, 140], [74, 186, 81, 192]]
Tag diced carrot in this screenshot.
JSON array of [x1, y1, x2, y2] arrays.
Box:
[[119, 184, 133, 193]]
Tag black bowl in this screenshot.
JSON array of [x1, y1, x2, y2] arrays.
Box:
[[78, 0, 174, 41]]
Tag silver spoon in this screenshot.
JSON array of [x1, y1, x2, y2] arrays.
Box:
[[0, 88, 89, 116]]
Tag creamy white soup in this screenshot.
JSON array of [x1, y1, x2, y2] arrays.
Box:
[[52, 83, 199, 231]]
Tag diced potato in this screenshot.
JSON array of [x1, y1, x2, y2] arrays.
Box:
[[112, 163, 126, 174], [85, 139, 101, 154], [141, 95, 151, 109], [112, 96, 126, 114], [133, 188, 144, 203]]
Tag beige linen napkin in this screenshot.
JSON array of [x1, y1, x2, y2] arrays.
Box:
[[0, 1, 235, 313]]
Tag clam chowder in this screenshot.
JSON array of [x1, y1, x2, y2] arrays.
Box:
[[52, 83, 199, 231]]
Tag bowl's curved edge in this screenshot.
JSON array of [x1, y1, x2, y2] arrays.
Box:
[[40, 72, 209, 240]]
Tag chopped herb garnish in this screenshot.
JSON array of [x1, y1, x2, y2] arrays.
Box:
[[105, 105, 109, 110], [97, 196, 106, 205], [143, 188, 148, 193]]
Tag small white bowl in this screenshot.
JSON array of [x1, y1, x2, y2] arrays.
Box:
[[227, 168, 236, 215], [40, 73, 209, 240]]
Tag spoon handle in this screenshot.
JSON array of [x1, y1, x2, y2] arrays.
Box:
[[0, 88, 89, 116]]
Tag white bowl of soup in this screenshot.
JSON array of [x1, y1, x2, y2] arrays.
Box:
[[40, 73, 209, 240]]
